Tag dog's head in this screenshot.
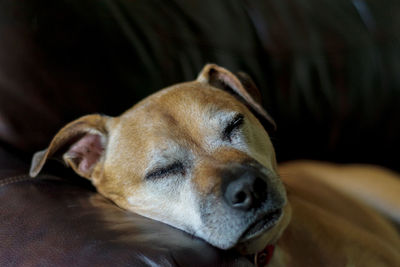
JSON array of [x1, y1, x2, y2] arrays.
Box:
[[30, 64, 291, 254]]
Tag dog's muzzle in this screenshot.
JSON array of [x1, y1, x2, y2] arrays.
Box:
[[220, 163, 284, 241], [198, 162, 285, 249], [222, 166, 268, 211]]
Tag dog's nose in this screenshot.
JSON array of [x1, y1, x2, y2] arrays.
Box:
[[222, 167, 268, 211]]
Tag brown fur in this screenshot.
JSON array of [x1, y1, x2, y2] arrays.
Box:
[[277, 162, 400, 266], [30, 64, 400, 266]]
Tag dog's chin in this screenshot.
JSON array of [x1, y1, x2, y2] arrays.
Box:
[[240, 209, 282, 242], [235, 204, 292, 255]]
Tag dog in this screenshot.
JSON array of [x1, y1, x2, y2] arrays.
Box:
[[30, 64, 400, 266]]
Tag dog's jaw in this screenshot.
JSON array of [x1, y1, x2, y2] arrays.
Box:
[[236, 203, 292, 254]]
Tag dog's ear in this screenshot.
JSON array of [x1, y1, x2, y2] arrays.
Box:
[[29, 114, 109, 180], [197, 64, 276, 130]]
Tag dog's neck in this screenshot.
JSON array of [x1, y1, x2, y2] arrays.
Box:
[[250, 244, 275, 266], [244, 202, 292, 266]]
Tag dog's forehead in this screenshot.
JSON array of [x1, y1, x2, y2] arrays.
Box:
[[121, 82, 248, 132], [105, 81, 255, 185], [145, 81, 245, 115]]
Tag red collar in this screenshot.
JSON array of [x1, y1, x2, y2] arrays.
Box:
[[252, 244, 275, 266]]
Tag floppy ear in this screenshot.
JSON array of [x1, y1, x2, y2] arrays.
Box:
[[29, 114, 109, 180], [197, 64, 276, 130]]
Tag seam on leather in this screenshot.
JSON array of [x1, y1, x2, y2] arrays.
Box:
[[0, 175, 60, 188], [0, 175, 31, 187]]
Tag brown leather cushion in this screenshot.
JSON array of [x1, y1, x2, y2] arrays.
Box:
[[1, 0, 400, 171], [0, 166, 249, 266], [0, 146, 249, 266]]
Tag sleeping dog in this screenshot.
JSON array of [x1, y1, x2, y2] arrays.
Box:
[[30, 64, 400, 266]]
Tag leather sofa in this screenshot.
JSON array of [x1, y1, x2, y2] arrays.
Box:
[[1, 0, 399, 266], [0, 147, 246, 266]]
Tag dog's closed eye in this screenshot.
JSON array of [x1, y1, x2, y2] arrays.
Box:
[[223, 113, 244, 142], [145, 161, 185, 180]]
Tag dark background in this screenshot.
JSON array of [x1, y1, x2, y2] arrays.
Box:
[[1, 0, 399, 172]]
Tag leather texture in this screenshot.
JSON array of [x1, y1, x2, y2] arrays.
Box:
[[0, 148, 250, 267], [0, 0, 399, 171]]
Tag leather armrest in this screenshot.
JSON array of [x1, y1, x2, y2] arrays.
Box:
[[0, 165, 250, 266]]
